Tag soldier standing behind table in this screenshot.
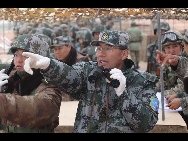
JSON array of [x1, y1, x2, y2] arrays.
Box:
[[22, 30, 159, 133], [146, 21, 170, 75], [126, 21, 143, 69], [155, 30, 188, 92], [162, 30, 188, 128]]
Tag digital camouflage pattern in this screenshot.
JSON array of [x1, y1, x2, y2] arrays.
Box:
[[30, 27, 55, 43], [180, 74, 188, 115], [41, 59, 158, 133], [11, 34, 33, 53], [25, 34, 50, 57], [91, 30, 131, 50], [92, 24, 106, 37], [155, 30, 187, 92], [146, 40, 159, 74], [11, 34, 51, 58], [51, 36, 71, 47], [76, 29, 94, 60], [154, 21, 171, 35], [155, 56, 188, 92], [161, 30, 184, 48], [147, 21, 170, 74], [76, 29, 92, 42]]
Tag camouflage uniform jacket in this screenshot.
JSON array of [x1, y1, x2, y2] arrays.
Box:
[[0, 70, 62, 131], [41, 59, 158, 133], [163, 57, 188, 115], [155, 55, 188, 92]]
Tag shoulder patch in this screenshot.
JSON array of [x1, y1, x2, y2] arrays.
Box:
[[150, 97, 159, 111]]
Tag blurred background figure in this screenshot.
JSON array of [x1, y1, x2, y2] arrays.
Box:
[[126, 21, 143, 69]]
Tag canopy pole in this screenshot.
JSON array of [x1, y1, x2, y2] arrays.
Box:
[[157, 12, 165, 121], [119, 16, 122, 31]]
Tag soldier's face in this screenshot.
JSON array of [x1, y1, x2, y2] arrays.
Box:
[[54, 45, 71, 62], [164, 43, 182, 55], [96, 42, 128, 70], [14, 49, 28, 71], [94, 32, 100, 40]]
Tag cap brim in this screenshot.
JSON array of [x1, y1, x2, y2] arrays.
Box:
[[50, 44, 63, 48], [90, 40, 114, 46]]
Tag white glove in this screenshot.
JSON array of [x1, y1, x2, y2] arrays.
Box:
[[0, 69, 9, 87], [110, 68, 126, 96], [22, 52, 50, 75]]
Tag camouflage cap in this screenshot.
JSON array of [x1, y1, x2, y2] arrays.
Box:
[[11, 34, 33, 53], [90, 30, 131, 50], [161, 30, 184, 47], [154, 21, 170, 35], [76, 29, 92, 42], [51, 36, 71, 48], [92, 24, 106, 36], [31, 27, 55, 43], [25, 34, 50, 57]]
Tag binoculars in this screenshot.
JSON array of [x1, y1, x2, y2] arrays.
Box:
[[88, 66, 120, 88]]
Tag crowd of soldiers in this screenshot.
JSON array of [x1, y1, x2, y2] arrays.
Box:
[[11, 18, 117, 62], [0, 17, 188, 133]]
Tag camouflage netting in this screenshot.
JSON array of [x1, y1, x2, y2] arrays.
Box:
[[1, 8, 188, 23]]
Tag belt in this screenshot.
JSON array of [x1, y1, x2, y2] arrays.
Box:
[[0, 124, 54, 133]]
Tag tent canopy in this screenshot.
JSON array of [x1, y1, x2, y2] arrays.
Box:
[[1, 8, 188, 23]]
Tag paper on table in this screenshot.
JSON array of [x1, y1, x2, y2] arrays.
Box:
[[156, 92, 182, 111]]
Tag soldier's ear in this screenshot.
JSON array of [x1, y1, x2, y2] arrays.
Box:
[[67, 44, 72, 50], [121, 49, 128, 60]]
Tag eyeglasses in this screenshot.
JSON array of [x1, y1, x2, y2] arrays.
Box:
[[96, 46, 124, 53], [13, 53, 28, 59], [161, 32, 179, 44]]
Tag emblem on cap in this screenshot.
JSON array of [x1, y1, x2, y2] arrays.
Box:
[[101, 32, 109, 40], [54, 39, 58, 44]]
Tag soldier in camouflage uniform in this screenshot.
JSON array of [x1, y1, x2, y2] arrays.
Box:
[[50, 35, 89, 101], [76, 29, 93, 61], [146, 21, 170, 75], [89, 24, 106, 62], [160, 30, 188, 127], [126, 21, 143, 69], [70, 24, 80, 49], [155, 30, 188, 92], [60, 24, 69, 36], [29, 27, 55, 44], [0, 34, 62, 133], [22, 30, 159, 133]]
